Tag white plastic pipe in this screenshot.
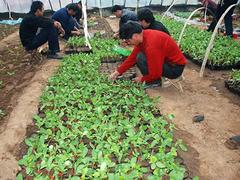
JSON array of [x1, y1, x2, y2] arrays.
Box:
[[200, 3, 239, 77], [99, 0, 103, 18], [161, 0, 178, 20], [178, 7, 206, 46], [82, 0, 92, 49]]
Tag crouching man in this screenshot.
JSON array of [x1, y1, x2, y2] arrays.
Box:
[[20, 1, 64, 59], [110, 22, 187, 87]]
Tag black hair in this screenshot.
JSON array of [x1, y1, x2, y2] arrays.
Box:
[[137, 8, 155, 23], [78, 1, 82, 6], [66, 3, 79, 12], [30, 1, 44, 14], [112, 5, 122, 13], [119, 21, 142, 39]]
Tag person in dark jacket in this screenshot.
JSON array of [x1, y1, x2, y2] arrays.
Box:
[[110, 22, 186, 85], [67, 1, 82, 29], [52, 3, 80, 40], [137, 8, 170, 35], [111, 5, 138, 37], [19, 1, 64, 59], [208, 0, 238, 37]]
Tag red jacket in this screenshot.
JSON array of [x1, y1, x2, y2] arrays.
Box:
[[117, 30, 187, 83]]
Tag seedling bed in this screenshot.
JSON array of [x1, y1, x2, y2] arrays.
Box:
[[157, 16, 240, 69], [17, 34, 189, 178]]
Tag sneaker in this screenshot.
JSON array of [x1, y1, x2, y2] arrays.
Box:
[[144, 80, 161, 89], [47, 53, 63, 60]]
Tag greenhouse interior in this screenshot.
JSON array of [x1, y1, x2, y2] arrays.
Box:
[[0, 0, 240, 179]]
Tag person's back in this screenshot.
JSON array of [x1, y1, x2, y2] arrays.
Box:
[[112, 5, 138, 28], [137, 8, 170, 35], [120, 9, 138, 27]]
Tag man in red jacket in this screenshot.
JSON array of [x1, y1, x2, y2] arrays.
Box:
[[110, 22, 186, 86]]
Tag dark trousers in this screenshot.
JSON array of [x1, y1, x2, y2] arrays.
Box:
[[26, 26, 60, 53], [208, 0, 238, 37], [136, 53, 185, 80]]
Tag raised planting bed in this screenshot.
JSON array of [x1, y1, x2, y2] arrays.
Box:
[[17, 37, 190, 179], [156, 16, 240, 70], [65, 37, 93, 54], [225, 70, 240, 96]]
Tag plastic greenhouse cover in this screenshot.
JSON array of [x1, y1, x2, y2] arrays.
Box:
[[0, 0, 200, 13]]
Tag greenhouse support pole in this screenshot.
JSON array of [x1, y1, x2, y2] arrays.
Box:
[[48, 0, 53, 11], [178, 7, 206, 46], [161, 0, 178, 20], [99, 0, 103, 18], [3, 0, 13, 19], [200, 3, 239, 77], [149, 0, 152, 6], [136, 0, 140, 13], [82, 0, 92, 49]]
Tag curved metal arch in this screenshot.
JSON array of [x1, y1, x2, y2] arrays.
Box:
[[200, 2, 239, 77], [177, 6, 206, 46]]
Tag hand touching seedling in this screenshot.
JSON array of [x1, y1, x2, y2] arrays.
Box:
[[109, 70, 120, 80]]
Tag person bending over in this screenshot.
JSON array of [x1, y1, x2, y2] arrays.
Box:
[[110, 22, 186, 87], [137, 8, 170, 35], [111, 5, 138, 37], [208, 0, 238, 37], [19, 1, 64, 59], [52, 3, 81, 40]]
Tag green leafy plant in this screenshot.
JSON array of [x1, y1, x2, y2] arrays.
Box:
[[156, 16, 240, 68]]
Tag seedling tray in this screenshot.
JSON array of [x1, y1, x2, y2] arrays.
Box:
[[184, 53, 240, 70], [225, 80, 240, 96]]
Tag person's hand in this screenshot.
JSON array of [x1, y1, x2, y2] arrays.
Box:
[[132, 76, 142, 83], [109, 70, 120, 80], [59, 27, 65, 37], [120, 40, 128, 47], [54, 21, 62, 29], [113, 32, 119, 39], [72, 30, 81, 36]]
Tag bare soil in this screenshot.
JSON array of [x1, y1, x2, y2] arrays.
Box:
[[0, 25, 19, 41], [107, 17, 240, 180], [0, 33, 44, 128]]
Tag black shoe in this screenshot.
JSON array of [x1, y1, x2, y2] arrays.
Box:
[[47, 53, 63, 60], [144, 80, 161, 89]]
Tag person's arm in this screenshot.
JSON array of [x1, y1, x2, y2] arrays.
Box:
[[117, 46, 141, 74], [34, 16, 54, 28], [141, 47, 165, 83]]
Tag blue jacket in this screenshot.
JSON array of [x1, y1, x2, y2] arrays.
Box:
[[52, 8, 75, 38]]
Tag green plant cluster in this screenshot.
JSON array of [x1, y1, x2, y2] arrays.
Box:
[[18, 37, 186, 179], [174, 12, 200, 19], [228, 70, 240, 87], [156, 16, 240, 67]]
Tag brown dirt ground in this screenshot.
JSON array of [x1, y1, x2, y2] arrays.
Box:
[[0, 28, 61, 179], [0, 24, 19, 41], [107, 17, 240, 180]]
